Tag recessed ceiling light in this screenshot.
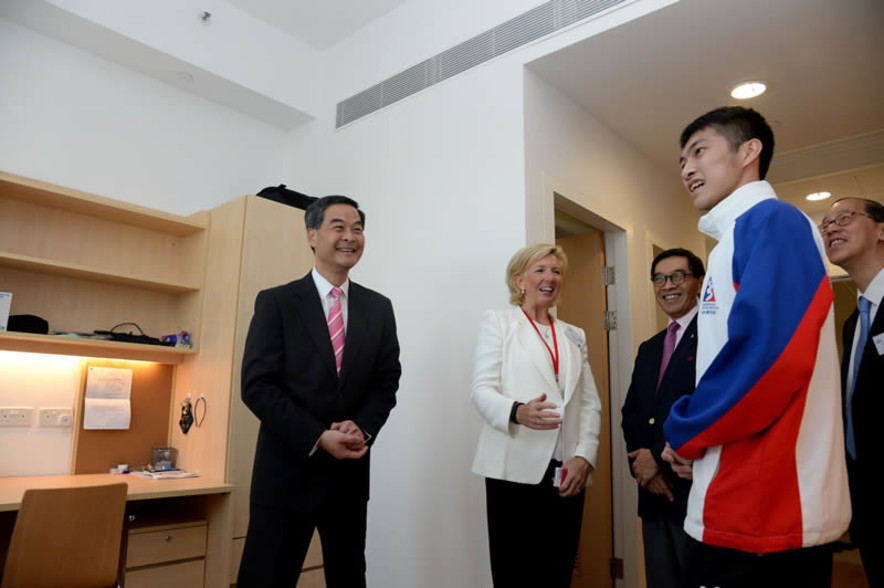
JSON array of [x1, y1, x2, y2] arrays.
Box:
[[730, 81, 767, 100], [805, 191, 832, 201]]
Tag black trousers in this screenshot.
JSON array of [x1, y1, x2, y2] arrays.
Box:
[[681, 537, 834, 588], [848, 456, 884, 587], [484, 462, 585, 588], [237, 499, 368, 588], [642, 518, 690, 588]]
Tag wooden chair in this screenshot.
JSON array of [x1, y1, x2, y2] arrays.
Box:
[[2, 483, 128, 588]]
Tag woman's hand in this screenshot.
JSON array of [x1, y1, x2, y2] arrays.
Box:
[[515, 393, 562, 430], [559, 456, 592, 497]]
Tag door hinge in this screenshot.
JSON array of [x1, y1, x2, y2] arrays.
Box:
[[604, 310, 617, 331], [610, 556, 624, 580], [602, 265, 616, 286]]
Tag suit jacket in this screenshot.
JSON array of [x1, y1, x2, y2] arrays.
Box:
[[621, 316, 697, 521], [841, 292, 884, 534], [241, 273, 401, 512], [471, 308, 602, 485]]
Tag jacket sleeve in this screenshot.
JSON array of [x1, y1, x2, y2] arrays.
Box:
[[621, 341, 648, 455], [353, 296, 401, 443], [471, 310, 514, 433], [241, 289, 326, 457], [574, 328, 602, 468], [665, 201, 833, 458]]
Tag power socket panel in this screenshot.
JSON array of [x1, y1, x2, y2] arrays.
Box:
[[0, 407, 34, 427], [39, 407, 74, 428]]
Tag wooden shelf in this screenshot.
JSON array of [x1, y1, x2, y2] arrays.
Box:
[[0, 171, 207, 236], [0, 252, 201, 294], [0, 331, 196, 364]]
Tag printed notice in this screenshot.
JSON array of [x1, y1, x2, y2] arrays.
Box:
[[84, 366, 132, 429]]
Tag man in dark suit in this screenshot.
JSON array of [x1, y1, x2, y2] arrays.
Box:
[[237, 195, 401, 588], [622, 248, 704, 588], [822, 197, 884, 587]]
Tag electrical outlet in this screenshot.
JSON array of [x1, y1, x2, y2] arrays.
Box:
[[0, 407, 34, 427], [39, 407, 74, 428]]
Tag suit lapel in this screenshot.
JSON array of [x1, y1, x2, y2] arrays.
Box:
[[513, 311, 559, 393], [857, 293, 884, 381], [559, 323, 582, 405], [292, 276, 338, 379], [339, 283, 368, 387], [657, 316, 697, 392]]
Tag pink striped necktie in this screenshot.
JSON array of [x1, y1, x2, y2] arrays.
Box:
[[328, 288, 345, 375]]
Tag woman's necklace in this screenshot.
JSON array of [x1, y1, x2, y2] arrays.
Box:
[[521, 307, 559, 382]]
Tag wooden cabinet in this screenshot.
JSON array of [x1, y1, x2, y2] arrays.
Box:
[[122, 520, 207, 587], [0, 171, 232, 586], [0, 170, 208, 363]]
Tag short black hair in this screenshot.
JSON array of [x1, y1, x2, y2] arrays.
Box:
[[651, 248, 706, 280], [831, 197, 884, 223], [304, 195, 365, 230], [680, 106, 775, 180]]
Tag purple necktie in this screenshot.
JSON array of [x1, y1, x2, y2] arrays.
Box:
[[657, 322, 680, 390], [328, 288, 345, 375]]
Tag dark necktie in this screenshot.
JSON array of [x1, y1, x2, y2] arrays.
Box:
[[846, 296, 871, 459], [657, 321, 680, 390]]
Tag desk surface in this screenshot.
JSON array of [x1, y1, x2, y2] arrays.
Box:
[[0, 474, 233, 512]]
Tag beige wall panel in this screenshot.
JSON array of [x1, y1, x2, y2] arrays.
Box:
[[172, 198, 246, 482]]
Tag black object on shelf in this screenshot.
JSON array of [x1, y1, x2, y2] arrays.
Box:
[[94, 322, 166, 346], [7, 314, 49, 334]]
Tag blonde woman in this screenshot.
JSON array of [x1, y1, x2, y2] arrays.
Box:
[[471, 243, 602, 587]]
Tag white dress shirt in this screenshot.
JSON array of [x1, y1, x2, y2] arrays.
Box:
[[312, 267, 350, 332]]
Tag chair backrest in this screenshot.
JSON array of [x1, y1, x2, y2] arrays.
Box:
[[2, 482, 128, 588]]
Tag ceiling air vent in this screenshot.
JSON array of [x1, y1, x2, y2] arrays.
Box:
[[336, 0, 625, 128]]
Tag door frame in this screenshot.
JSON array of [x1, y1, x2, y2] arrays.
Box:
[[539, 173, 638, 587]]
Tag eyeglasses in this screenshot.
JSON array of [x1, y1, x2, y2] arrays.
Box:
[[818, 210, 873, 233], [652, 271, 693, 287]]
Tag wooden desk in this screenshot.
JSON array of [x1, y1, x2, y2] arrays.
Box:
[[0, 475, 233, 587]]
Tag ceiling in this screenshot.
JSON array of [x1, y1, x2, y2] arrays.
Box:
[[529, 0, 884, 218], [224, 0, 407, 50]]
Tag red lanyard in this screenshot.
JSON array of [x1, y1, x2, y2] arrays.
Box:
[[521, 308, 559, 382]]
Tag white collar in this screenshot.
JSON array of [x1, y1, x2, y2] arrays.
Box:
[[311, 267, 350, 299], [859, 268, 884, 307], [669, 304, 699, 331], [697, 180, 777, 241]]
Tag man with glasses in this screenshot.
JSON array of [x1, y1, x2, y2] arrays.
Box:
[[622, 248, 704, 588], [661, 106, 850, 587], [821, 197, 884, 586]]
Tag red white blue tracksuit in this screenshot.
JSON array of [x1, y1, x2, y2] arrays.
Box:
[[664, 181, 851, 553]]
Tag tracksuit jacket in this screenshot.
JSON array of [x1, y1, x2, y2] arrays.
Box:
[[664, 180, 851, 553]]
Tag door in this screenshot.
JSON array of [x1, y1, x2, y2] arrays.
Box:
[[556, 231, 613, 588]]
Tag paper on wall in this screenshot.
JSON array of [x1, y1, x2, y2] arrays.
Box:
[[84, 366, 132, 429], [0, 291, 11, 331]]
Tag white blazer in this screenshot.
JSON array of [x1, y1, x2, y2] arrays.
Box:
[[471, 308, 602, 485]]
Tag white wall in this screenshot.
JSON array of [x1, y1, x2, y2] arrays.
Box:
[[1, 0, 688, 585], [523, 68, 705, 586], [0, 15, 300, 476], [0, 17, 293, 215], [0, 352, 81, 476], [293, 2, 683, 586]]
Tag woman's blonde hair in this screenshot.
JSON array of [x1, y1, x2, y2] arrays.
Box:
[[505, 243, 568, 306]]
